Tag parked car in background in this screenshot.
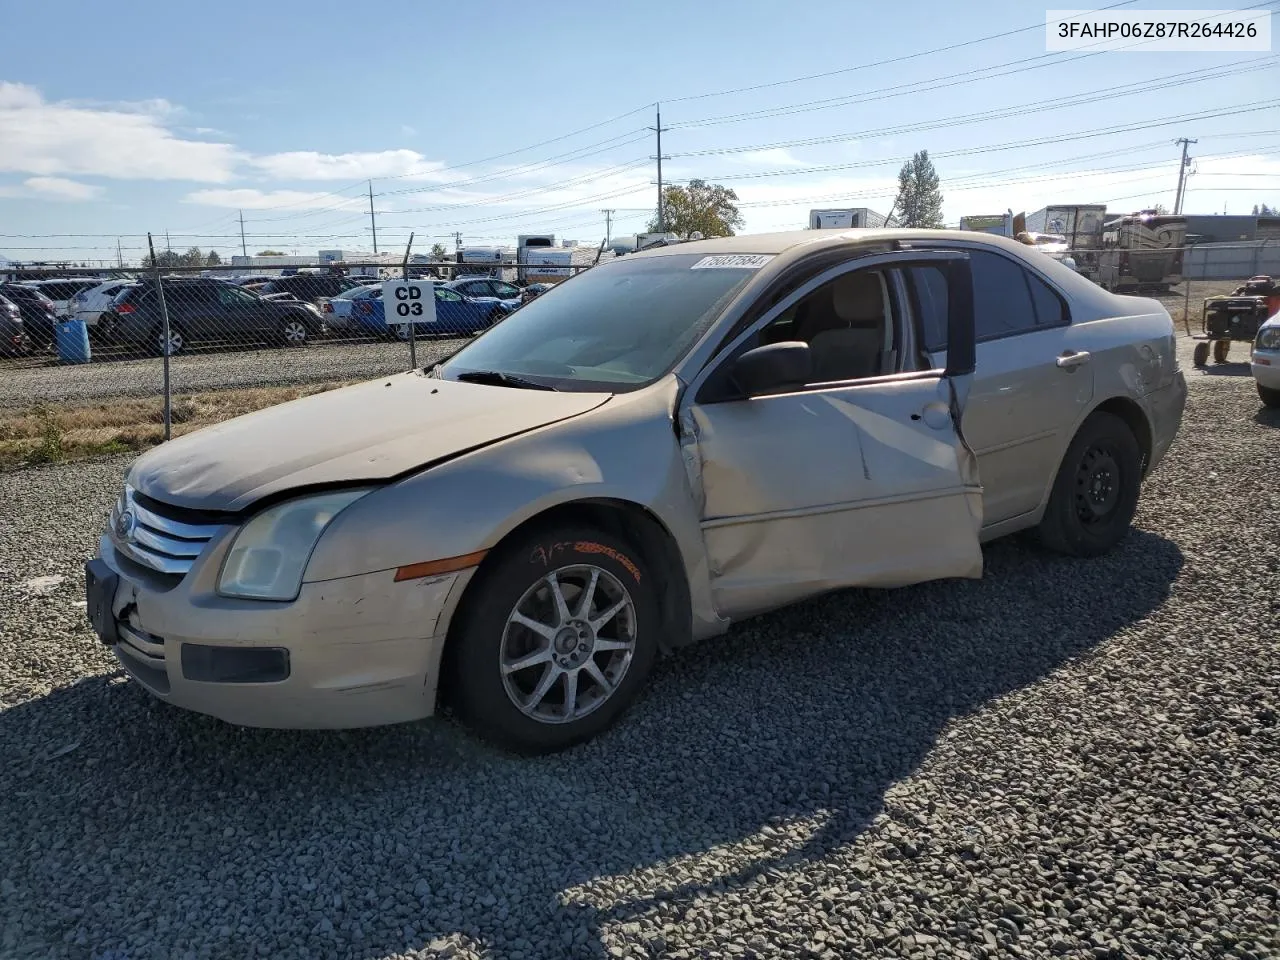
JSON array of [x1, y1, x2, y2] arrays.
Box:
[[520, 282, 553, 306], [1251, 311, 1280, 407], [318, 283, 382, 334], [22, 278, 100, 317], [0, 282, 58, 350], [0, 293, 26, 356], [84, 229, 1186, 754], [99, 278, 323, 355], [72, 279, 138, 332], [258, 273, 363, 305], [355, 284, 499, 339], [445, 277, 522, 314]]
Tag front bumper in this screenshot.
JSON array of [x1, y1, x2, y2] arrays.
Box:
[[90, 533, 473, 729], [1251, 347, 1280, 389], [1144, 370, 1188, 476]]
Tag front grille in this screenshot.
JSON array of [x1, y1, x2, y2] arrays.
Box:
[[111, 485, 225, 576]]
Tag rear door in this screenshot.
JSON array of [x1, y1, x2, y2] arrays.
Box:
[[678, 250, 984, 621], [903, 248, 1095, 529]]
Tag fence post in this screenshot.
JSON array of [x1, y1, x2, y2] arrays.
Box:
[[402, 233, 416, 371], [146, 232, 173, 441], [1182, 247, 1194, 339]]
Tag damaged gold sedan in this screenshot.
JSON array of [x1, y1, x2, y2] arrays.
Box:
[[86, 230, 1186, 754]]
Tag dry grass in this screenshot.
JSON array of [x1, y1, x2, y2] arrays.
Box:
[[0, 381, 355, 470]]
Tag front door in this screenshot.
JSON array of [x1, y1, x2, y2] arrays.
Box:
[[678, 251, 984, 622]]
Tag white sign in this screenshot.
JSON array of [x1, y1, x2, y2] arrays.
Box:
[[689, 254, 775, 270], [381, 280, 438, 328], [1046, 9, 1270, 52]]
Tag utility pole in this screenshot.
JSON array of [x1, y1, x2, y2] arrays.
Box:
[[368, 180, 378, 253], [115, 238, 123, 269], [649, 104, 670, 232], [165, 230, 171, 255], [1174, 138, 1197, 215], [600, 208, 615, 245], [453, 231, 463, 251], [238, 210, 247, 257]]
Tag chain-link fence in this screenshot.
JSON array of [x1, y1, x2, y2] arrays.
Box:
[[0, 257, 594, 469], [2, 238, 1274, 471]]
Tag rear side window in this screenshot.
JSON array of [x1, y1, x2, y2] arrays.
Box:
[[907, 251, 1070, 353]]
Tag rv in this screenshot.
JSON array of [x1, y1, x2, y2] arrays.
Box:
[[807, 208, 895, 229], [1096, 211, 1188, 292], [455, 246, 514, 279], [516, 235, 573, 284]]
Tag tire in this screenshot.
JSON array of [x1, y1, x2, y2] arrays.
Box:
[[1260, 383, 1280, 408], [1193, 341, 1210, 367], [1037, 411, 1143, 558], [280, 316, 310, 347], [445, 526, 659, 755], [154, 324, 185, 357], [1213, 339, 1232, 364]]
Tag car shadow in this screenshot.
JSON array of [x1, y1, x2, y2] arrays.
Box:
[[1192, 361, 1254, 378], [0, 529, 1184, 959], [1253, 405, 1280, 427]]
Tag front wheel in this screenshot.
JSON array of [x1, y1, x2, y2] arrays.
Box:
[[280, 317, 310, 347], [1037, 411, 1143, 558], [1260, 383, 1280, 408], [445, 527, 659, 755]]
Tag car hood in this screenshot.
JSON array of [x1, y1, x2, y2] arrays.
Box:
[[128, 371, 612, 512]]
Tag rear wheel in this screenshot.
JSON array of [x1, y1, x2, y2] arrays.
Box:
[[1213, 339, 1231, 364], [1193, 341, 1210, 367], [445, 526, 659, 755], [1259, 383, 1280, 408], [1037, 411, 1143, 558]]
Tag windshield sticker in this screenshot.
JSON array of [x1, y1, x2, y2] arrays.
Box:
[[689, 254, 775, 270]]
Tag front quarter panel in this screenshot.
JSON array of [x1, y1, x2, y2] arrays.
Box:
[[303, 377, 726, 639]]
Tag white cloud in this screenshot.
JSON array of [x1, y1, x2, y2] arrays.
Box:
[[719, 148, 811, 169], [183, 188, 369, 211], [24, 176, 102, 200], [249, 149, 450, 182], [0, 83, 239, 182]]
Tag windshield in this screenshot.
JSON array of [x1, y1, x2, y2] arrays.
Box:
[[437, 252, 760, 392]]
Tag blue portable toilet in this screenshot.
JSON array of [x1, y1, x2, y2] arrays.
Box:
[[55, 318, 91, 364]]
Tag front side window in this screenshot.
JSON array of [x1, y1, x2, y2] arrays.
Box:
[[438, 253, 759, 392], [755, 268, 896, 382], [218, 285, 258, 306]]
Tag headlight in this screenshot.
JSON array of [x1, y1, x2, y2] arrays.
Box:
[[217, 488, 373, 601], [1257, 327, 1280, 350]]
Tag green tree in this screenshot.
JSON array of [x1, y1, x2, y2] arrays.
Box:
[[180, 246, 204, 266], [206, 249, 222, 266], [256, 249, 287, 257], [1253, 203, 1275, 216], [429, 243, 448, 260], [647, 179, 745, 237], [893, 150, 944, 229], [141, 249, 184, 269]]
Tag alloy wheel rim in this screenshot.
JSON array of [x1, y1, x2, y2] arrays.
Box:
[[499, 564, 637, 724], [284, 320, 307, 342]]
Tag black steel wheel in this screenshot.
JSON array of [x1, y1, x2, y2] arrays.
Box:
[[1037, 411, 1143, 558]]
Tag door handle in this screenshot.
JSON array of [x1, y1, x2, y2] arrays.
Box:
[[1056, 350, 1091, 369]]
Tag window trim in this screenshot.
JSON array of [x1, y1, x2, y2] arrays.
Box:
[[689, 250, 972, 406]]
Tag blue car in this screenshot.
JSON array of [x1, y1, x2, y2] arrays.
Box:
[[350, 284, 502, 339]]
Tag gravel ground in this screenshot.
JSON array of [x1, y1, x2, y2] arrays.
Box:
[[0, 338, 1277, 960], [0, 337, 468, 408]]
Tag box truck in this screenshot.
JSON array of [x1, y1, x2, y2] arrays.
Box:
[[807, 208, 895, 229]]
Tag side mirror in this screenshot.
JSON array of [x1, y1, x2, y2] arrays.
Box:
[[730, 341, 813, 396]]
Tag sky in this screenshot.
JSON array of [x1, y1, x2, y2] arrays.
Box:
[[1, 0, 1277, 264]]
